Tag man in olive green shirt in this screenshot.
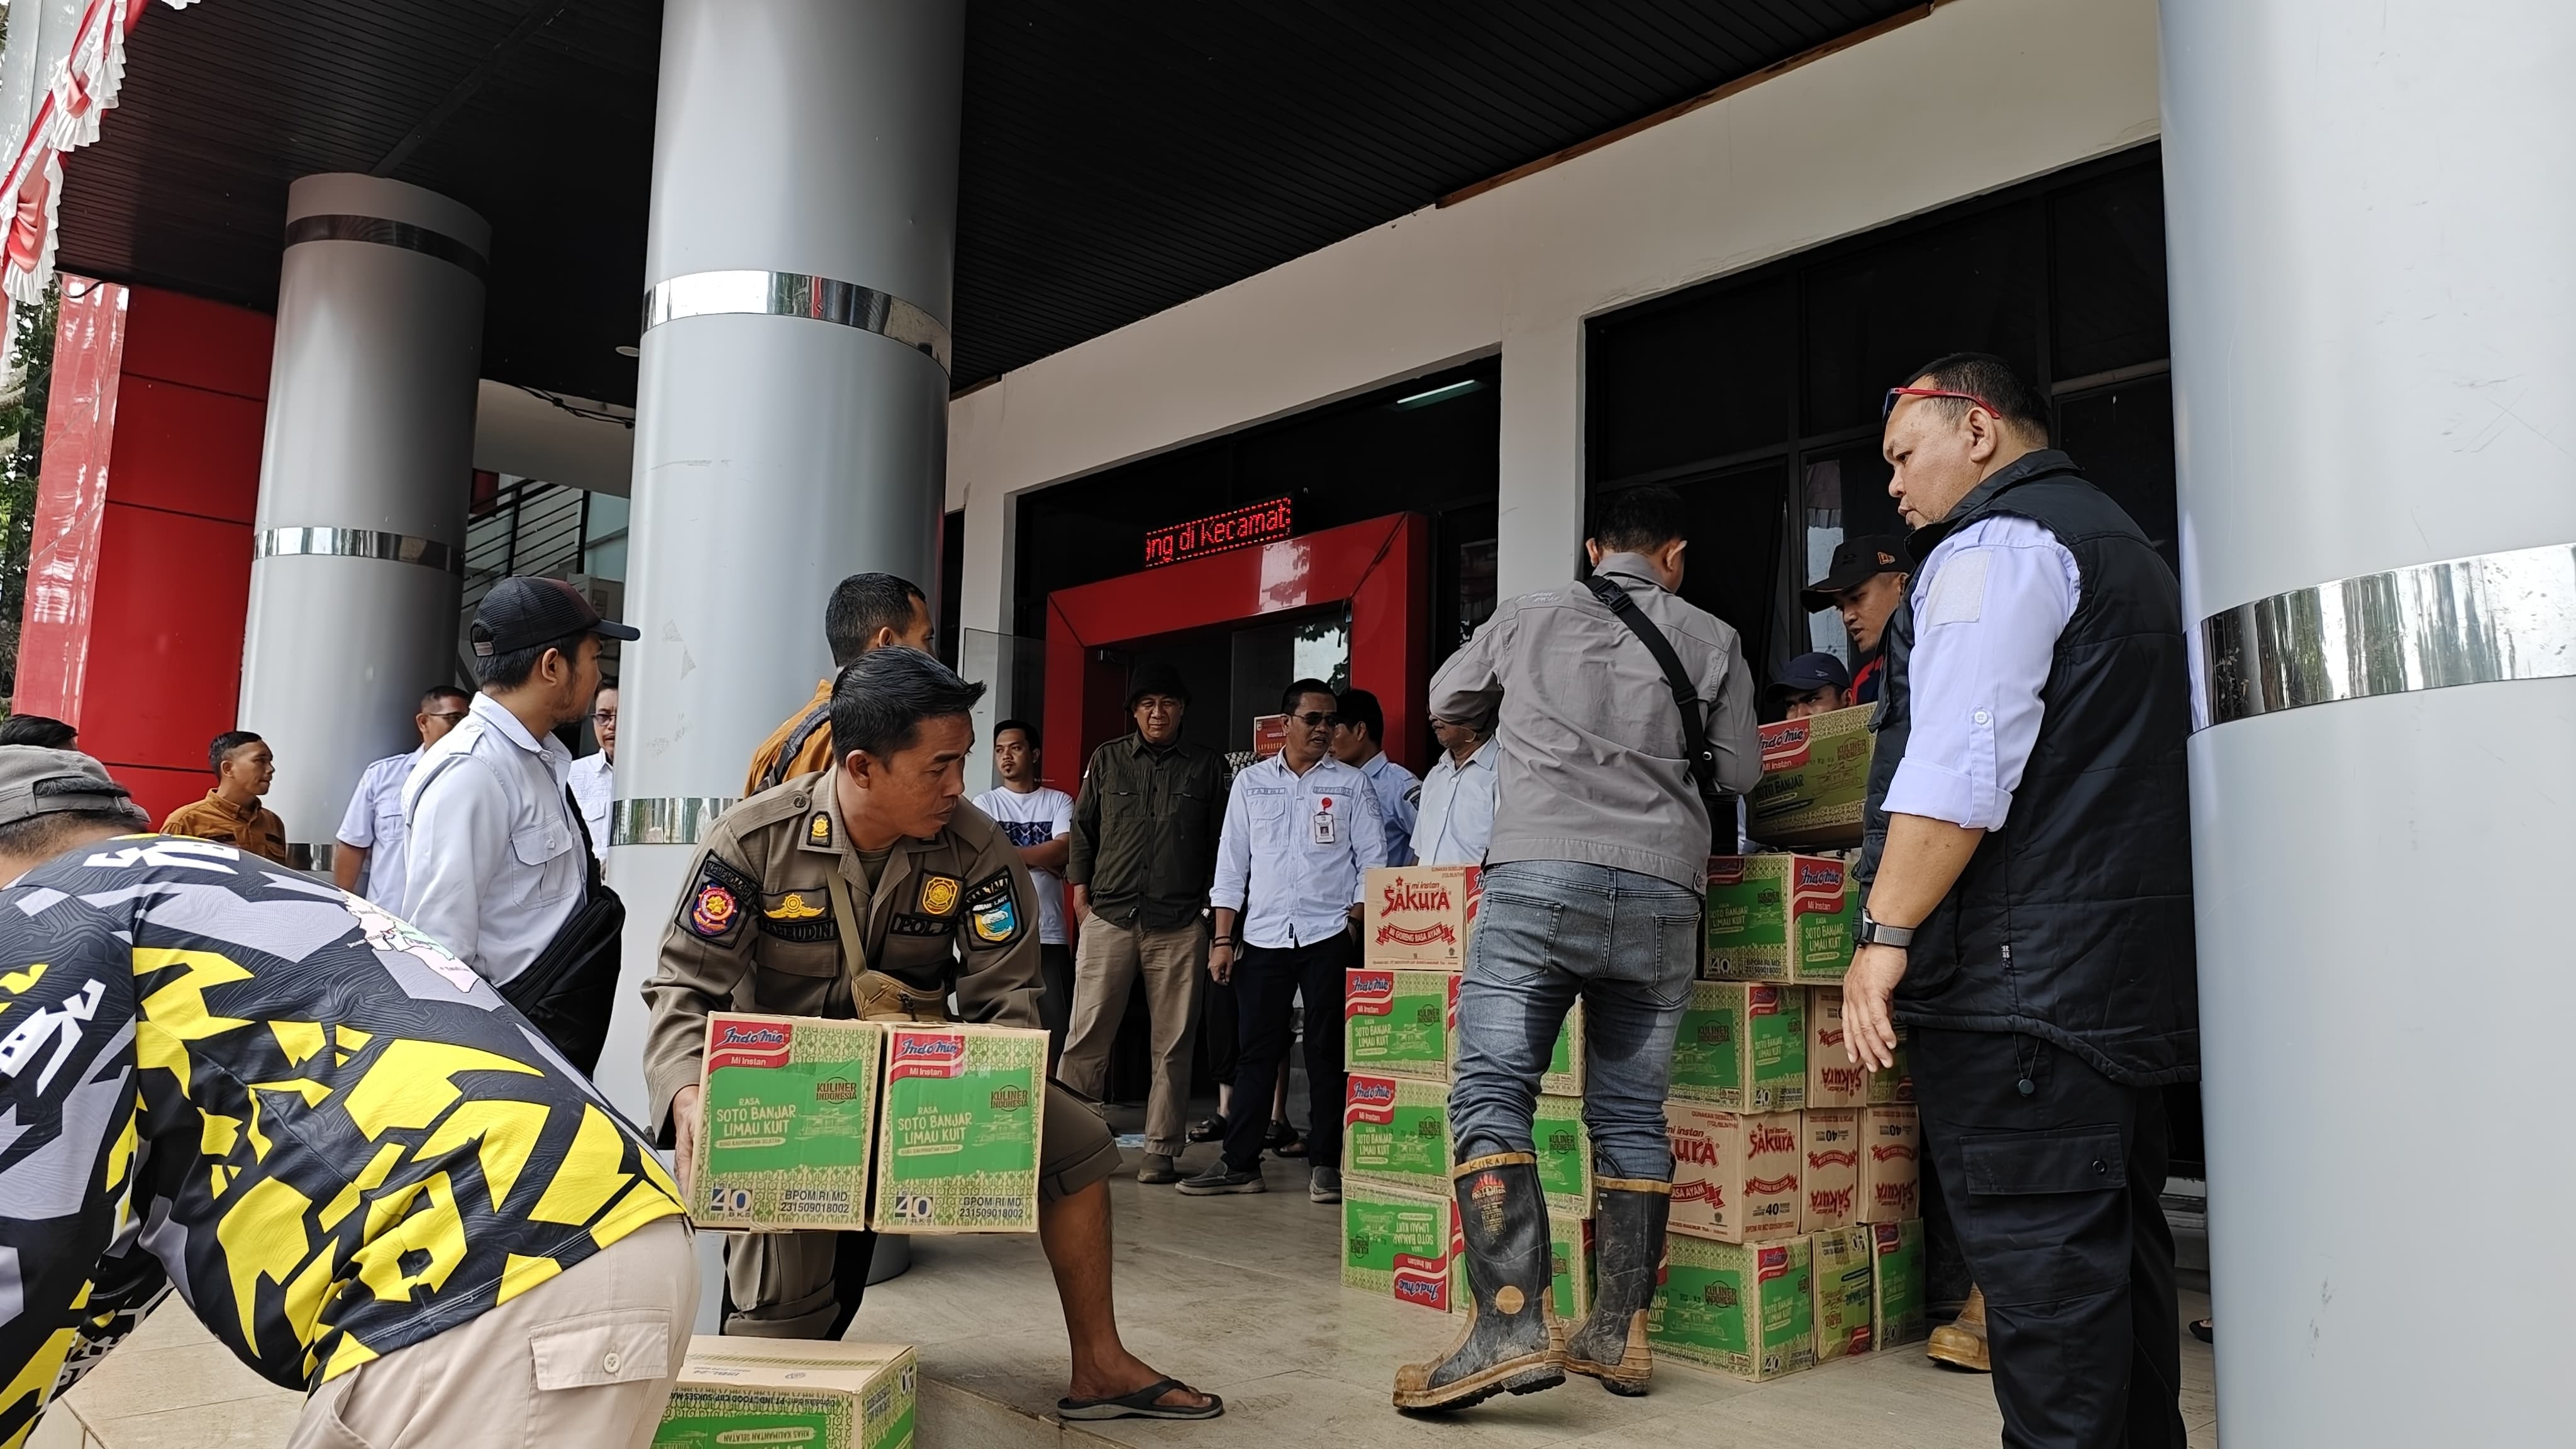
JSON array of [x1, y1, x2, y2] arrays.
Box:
[[1060, 662, 1228, 1182]]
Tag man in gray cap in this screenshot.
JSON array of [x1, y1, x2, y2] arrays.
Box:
[[403, 577, 638, 1055], [1060, 661, 1228, 1185], [0, 748, 694, 1448]]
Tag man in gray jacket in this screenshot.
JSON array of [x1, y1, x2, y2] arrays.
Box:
[[1394, 485, 1760, 1413]]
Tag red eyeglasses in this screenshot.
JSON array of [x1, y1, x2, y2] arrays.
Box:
[[1882, 386, 2000, 421]]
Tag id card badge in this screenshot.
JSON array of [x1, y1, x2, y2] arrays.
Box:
[[1311, 797, 1338, 846]]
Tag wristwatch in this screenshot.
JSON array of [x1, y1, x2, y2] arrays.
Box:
[[1855, 911, 1916, 950]]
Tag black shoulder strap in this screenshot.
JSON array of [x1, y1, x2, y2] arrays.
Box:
[[1583, 574, 1719, 800], [564, 784, 606, 900], [762, 699, 835, 794]]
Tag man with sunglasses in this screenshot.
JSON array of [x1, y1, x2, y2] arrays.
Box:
[[1179, 678, 1385, 1204], [330, 683, 472, 912], [1846, 352, 2195, 1449]]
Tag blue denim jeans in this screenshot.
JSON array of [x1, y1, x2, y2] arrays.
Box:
[[1448, 860, 1701, 1181]]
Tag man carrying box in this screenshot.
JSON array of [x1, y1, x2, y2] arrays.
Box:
[[1397, 486, 1761, 1413], [643, 649, 1219, 1423]]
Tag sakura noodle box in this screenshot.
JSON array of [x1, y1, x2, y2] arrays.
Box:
[[870, 1023, 1047, 1233], [1363, 865, 1479, 968], [692, 1013, 882, 1231], [1743, 703, 1873, 850]]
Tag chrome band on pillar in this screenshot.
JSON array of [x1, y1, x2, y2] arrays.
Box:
[[283, 214, 490, 280], [640, 270, 952, 374], [255, 527, 464, 575], [2198, 542, 2576, 728], [613, 796, 738, 847]]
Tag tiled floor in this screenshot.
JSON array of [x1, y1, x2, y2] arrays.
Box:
[[847, 1157, 2221, 1448], [41, 1155, 2219, 1448]]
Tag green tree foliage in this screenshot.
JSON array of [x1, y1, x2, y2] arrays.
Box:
[[0, 281, 62, 697]]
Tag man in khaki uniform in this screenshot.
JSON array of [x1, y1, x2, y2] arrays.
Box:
[[645, 648, 1220, 1423], [741, 572, 934, 796]]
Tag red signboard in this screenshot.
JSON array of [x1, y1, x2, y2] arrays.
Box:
[[1144, 497, 1293, 568]]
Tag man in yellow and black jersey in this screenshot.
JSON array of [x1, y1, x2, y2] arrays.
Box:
[[0, 748, 693, 1449], [647, 649, 1221, 1424], [741, 572, 934, 796]]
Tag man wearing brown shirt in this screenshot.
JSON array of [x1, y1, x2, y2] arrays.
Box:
[[160, 730, 289, 863], [742, 572, 935, 796]]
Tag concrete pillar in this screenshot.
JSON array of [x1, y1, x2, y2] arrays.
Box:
[[2162, 3, 2576, 1442], [1495, 319, 1584, 599], [238, 175, 486, 862], [594, 0, 963, 1132]]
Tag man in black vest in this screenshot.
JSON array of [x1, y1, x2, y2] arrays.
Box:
[[1844, 353, 2196, 1449]]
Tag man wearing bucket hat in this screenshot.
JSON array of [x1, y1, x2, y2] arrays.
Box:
[[0, 747, 694, 1449]]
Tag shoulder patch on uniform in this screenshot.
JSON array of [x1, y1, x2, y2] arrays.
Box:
[[889, 913, 948, 938], [917, 873, 963, 918], [1404, 784, 1422, 806], [680, 853, 759, 943], [806, 811, 833, 849], [964, 869, 1021, 950]]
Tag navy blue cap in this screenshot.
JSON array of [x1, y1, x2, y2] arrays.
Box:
[[1767, 652, 1852, 701]]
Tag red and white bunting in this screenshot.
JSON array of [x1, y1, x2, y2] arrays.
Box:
[[2, 0, 202, 305]]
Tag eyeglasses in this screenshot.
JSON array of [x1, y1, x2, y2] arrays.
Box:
[[1288, 711, 1340, 728], [423, 710, 469, 724], [591, 711, 618, 726], [1882, 386, 2000, 421]]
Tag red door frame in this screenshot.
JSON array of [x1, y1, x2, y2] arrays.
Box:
[[1042, 513, 1431, 792]]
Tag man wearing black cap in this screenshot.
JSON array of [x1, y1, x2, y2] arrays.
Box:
[[1060, 662, 1228, 1185], [1802, 533, 1911, 704], [1767, 651, 1853, 720], [404, 576, 639, 1006]]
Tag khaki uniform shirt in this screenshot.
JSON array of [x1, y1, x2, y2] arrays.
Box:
[[742, 679, 836, 797], [641, 769, 1044, 1136], [160, 791, 290, 863]]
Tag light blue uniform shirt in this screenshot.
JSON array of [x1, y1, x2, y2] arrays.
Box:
[[1882, 514, 2082, 831], [334, 748, 422, 914], [1356, 749, 1419, 867], [1211, 754, 1389, 949], [1409, 736, 1498, 867]]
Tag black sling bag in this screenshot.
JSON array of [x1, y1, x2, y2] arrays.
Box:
[[499, 788, 626, 1075], [1582, 573, 1725, 806]]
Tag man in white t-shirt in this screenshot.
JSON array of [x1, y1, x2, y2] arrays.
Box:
[[973, 718, 1076, 1061], [331, 684, 471, 914]]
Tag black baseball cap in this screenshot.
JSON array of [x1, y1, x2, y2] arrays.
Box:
[[0, 747, 142, 829], [471, 576, 641, 658], [1765, 652, 1852, 703], [1801, 534, 1909, 612]]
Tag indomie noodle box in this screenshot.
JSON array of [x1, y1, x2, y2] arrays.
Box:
[[1341, 1179, 1455, 1313], [1648, 1234, 1816, 1382], [870, 1023, 1046, 1233], [692, 1013, 881, 1231], [1809, 1224, 1876, 1362], [1668, 980, 1806, 1111], [1744, 703, 1873, 850], [653, 1338, 917, 1449], [1704, 855, 1858, 984], [1343, 1072, 1452, 1197], [1872, 1219, 1927, 1348], [1345, 967, 1453, 1080], [1364, 865, 1479, 968]]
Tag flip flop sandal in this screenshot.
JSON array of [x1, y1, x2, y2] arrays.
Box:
[[1059, 1377, 1225, 1421]]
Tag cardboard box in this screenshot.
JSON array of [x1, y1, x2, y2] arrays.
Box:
[[1704, 855, 1857, 984], [1857, 1105, 1921, 1223], [653, 1338, 917, 1449], [1872, 1219, 1928, 1348], [692, 1014, 882, 1231], [870, 1023, 1046, 1233], [1648, 1234, 1816, 1382], [1810, 1225, 1876, 1362], [1345, 968, 1452, 1080], [1443, 977, 1585, 1096], [1800, 1109, 1861, 1232], [1364, 865, 1479, 968], [1665, 1104, 1801, 1243], [1745, 704, 1874, 850], [1810, 990, 1915, 1106], [1448, 1209, 1594, 1320], [1342, 1180, 1454, 1313], [1529, 1093, 1596, 1218], [1668, 981, 1805, 1111], [1344, 1072, 1452, 1196]]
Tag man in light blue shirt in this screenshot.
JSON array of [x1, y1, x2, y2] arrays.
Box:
[[1331, 688, 1418, 867], [1179, 677, 1386, 1205], [331, 684, 470, 914], [1409, 714, 1497, 867]]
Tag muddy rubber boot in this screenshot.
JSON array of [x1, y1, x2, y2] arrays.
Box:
[[1563, 1177, 1670, 1395], [1926, 1284, 1992, 1372], [1392, 1153, 1565, 1412]]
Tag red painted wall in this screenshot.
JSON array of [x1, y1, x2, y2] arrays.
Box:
[[14, 277, 272, 825]]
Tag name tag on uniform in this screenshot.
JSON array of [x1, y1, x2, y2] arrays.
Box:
[[1311, 797, 1337, 846]]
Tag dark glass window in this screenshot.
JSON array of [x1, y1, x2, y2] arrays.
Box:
[[2050, 165, 2171, 381], [1801, 202, 2046, 437], [1588, 275, 1795, 481], [2057, 378, 2179, 575]]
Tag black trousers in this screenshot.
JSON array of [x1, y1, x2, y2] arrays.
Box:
[[1036, 942, 1075, 1071], [1223, 934, 1354, 1172], [1912, 1027, 2186, 1449]]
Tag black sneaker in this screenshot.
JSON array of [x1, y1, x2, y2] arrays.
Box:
[[1175, 1163, 1267, 1196], [1188, 1116, 1228, 1143]]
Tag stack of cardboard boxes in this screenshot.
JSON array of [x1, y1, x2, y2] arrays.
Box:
[[1340, 864, 1599, 1321]]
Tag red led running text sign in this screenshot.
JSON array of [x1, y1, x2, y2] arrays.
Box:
[[1143, 498, 1294, 569]]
